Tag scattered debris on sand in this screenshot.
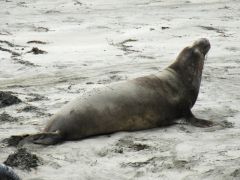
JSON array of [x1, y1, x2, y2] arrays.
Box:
[[0, 112, 18, 123], [118, 39, 139, 54], [0, 30, 12, 35], [86, 82, 94, 84], [12, 57, 37, 67], [26, 93, 47, 102], [137, 55, 155, 59], [73, 0, 83, 6], [4, 148, 41, 171], [97, 138, 152, 157], [199, 26, 229, 37], [0, 91, 22, 108], [2, 134, 29, 147], [0, 47, 21, 56], [121, 157, 156, 168], [230, 169, 240, 177], [34, 26, 49, 32], [115, 138, 151, 152], [27, 47, 47, 55], [199, 26, 224, 33], [109, 39, 140, 55], [19, 105, 38, 112], [0, 40, 15, 47], [161, 26, 170, 30], [17, 105, 46, 116], [27, 40, 48, 44], [0, 40, 23, 56]]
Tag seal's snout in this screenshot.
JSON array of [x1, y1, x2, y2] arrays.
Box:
[[192, 38, 211, 55]]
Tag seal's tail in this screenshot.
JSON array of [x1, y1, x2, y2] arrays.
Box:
[[4, 132, 63, 146]]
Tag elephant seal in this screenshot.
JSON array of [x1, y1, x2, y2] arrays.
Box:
[[0, 164, 21, 180], [13, 38, 213, 145]]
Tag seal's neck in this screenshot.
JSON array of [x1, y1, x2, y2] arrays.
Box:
[[168, 51, 205, 108]]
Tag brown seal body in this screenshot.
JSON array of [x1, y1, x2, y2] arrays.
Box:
[[45, 69, 186, 140], [16, 38, 212, 145]]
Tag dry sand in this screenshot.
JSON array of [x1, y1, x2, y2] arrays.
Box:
[[0, 0, 240, 179]]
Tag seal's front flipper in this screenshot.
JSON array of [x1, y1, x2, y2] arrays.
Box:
[[186, 116, 214, 128], [185, 110, 214, 128], [20, 132, 63, 145], [185, 111, 234, 129]]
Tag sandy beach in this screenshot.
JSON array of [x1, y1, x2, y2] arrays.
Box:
[[0, 0, 240, 179]]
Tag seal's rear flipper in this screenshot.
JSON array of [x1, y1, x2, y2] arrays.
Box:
[[4, 132, 63, 146], [20, 132, 63, 145]]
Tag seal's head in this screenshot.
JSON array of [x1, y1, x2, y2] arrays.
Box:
[[169, 38, 211, 107], [169, 38, 210, 80], [170, 38, 210, 71], [192, 38, 210, 56]]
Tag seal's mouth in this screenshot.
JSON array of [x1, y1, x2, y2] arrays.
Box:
[[192, 38, 211, 56]]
